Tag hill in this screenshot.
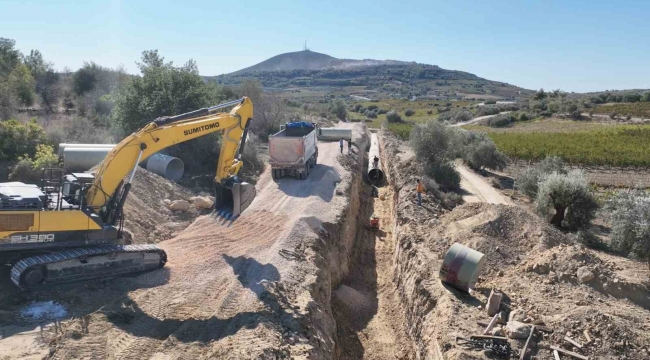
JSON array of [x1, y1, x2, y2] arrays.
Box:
[[210, 50, 531, 100], [232, 50, 339, 74]]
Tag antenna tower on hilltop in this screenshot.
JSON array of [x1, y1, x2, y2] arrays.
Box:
[[304, 41, 309, 51]]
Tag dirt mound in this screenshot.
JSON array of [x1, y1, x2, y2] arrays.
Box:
[[433, 203, 569, 275], [123, 169, 201, 244], [379, 130, 650, 360]]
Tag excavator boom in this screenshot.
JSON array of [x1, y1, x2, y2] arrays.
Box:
[[0, 97, 256, 289]]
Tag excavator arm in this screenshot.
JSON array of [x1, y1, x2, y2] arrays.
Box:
[[86, 97, 256, 221]]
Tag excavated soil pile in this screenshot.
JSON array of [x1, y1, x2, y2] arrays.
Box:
[[123, 169, 201, 244], [378, 130, 650, 360]]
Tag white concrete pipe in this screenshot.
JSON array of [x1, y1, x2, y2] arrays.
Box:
[[146, 153, 184, 181], [317, 128, 352, 141], [439, 243, 486, 292], [368, 133, 384, 184], [63, 147, 113, 171], [58, 143, 115, 156]]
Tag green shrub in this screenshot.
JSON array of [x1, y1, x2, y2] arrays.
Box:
[[516, 156, 567, 198], [535, 170, 598, 230], [386, 110, 403, 123], [367, 104, 378, 111], [377, 109, 388, 115], [386, 122, 412, 140], [330, 99, 347, 120], [0, 119, 47, 162], [603, 189, 650, 264], [9, 144, 59, 182], [487, 113, 514, 128], [364, 109, 377, 119], [405, 108, 415, 117], [428, 162, 460, 190]]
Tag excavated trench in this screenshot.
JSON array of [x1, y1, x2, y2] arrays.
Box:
[[328, 131, 415, 359]]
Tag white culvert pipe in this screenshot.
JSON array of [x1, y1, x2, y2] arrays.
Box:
[[63, 147, 113, 171], [439, 243, 486, 292], [146, 153, 184, 181], [58, 143, 115, 156], [317, 128, 352, 141], [368, 133, 384, 185]]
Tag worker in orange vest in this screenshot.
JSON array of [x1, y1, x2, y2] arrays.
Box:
[[416, 179, 424, 205]]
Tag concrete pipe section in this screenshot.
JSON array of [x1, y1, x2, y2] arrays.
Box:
[[63, 147, 113, 171], [368, 133, 384, 184], [146, 153, 184, 181], [317, 128, 352, 141], [58, 143, 115, 156], [439, 243, 486, 292]]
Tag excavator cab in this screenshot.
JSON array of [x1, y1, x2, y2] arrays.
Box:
[[215, 176, 256, 220]]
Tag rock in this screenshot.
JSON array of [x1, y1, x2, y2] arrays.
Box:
[[523, 316, 534, 323], [163, 199, 172, 205], [491, 326, 505, 336], [532, 262, 550, 274], [510, 309, 527, 322], [577, 267, 595, 283], [193, 196, 214, 209], [208, 195, 216, 203], [506, 321, 531, 339], [169, 200, 190, 212], [487, 289, 503, 316], [189, 196, 199, 203]]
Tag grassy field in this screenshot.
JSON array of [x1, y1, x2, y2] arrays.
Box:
[[593, 102, 650, 118], [465, 119, 650, 166], [352, 99, 476, 128]]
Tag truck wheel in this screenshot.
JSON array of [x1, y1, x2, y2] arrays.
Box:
[[310, 156, 316, 168]]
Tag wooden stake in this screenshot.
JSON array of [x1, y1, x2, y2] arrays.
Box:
[[483, 313, 499, 335], [553, 349, 561, 360], [550, 346, 589, 360], [564, 336, 583, 349], [583, 330, 591, 344], [519, 325, 535, 360]]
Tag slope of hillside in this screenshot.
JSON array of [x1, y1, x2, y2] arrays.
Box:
[[211, 50, 531, 99], [232, 50, 339, 74]]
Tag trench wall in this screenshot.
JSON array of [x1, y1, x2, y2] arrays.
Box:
[[377, 131, 447, 360], [293, 125, 369, 359]]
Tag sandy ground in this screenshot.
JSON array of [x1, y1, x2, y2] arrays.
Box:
[[0, 124, 362, 359]]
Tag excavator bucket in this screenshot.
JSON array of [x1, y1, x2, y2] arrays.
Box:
[[215, 177, 256, 220]]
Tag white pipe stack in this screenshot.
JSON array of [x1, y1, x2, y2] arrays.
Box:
[[60, 143, 184, 180], [317, 128, 352, 141]]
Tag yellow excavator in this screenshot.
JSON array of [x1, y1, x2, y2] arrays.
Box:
[[0, 97, 256, 289]]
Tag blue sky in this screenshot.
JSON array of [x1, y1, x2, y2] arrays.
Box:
[[1, 0, 648, 92]]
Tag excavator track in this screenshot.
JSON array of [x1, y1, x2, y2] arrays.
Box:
[[10, 244, 167, 290]]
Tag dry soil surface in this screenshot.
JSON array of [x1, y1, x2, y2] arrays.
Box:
[[378, 130, 650, 359], [0, 123, 366, 360]]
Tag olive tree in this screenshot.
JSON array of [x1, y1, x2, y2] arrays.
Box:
[[603, 190, 650, 267], [517, 156, 568, 198], [535, 170, 598, 230]]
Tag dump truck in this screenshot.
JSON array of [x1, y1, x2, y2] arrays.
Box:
[[269, 122, 318, 180]]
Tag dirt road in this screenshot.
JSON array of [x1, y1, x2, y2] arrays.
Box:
[[0, 126, 361, 360], [453, 111, 510, 127], [456, 163, 511, 205]]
